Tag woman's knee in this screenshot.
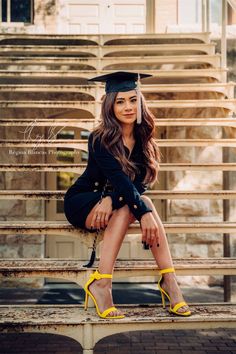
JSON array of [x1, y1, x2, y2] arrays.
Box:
[[115, 204, 136, 224], [114, 204, 134, 221], [115, 204, 131, 216]]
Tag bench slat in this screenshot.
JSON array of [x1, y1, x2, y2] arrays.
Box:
[[1, 118, 236, 128], [0, 303, 235, 329], [0, 32, 211, 44], [0, 190, 235, 200], [0, 83, 234, 97], [0, 69, 226, 81], [2, 99, 235, 107], [0, 221, 235, 234], [1, 139, 236, 148], [1, 163, 236, 172], [0, 258, 235, 277]]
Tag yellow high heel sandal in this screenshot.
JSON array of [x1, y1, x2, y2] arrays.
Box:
[[157, 267, 191, 317], [84, 270, 125, 319]]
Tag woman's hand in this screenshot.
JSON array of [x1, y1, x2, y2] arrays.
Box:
[[91, 196, 113, 230], [140, 212, 159, 247]]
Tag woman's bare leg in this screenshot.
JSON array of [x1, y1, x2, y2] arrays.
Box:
[[85, 204, 135, 316], [141, 195, 189, 313]]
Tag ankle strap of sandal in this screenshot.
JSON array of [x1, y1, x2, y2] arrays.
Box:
[[159, 267, 175, 275], [90, 270, 112, 280]]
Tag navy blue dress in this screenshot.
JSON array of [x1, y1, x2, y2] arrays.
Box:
[[64, 133, 152, 230]]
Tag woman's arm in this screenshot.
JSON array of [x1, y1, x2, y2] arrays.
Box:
[[89, 134, 152, 221]]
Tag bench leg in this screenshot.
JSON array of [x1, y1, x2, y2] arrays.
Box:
[[83, 323, 94, 353]]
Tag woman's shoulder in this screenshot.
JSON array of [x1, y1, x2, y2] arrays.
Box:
[[88, 131, 104, 151]]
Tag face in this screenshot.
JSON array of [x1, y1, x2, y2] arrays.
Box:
[[113, 90, 137, 125]]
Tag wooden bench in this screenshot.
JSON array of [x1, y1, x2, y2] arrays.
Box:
[[1, 118, 236, 134], [0, 82, 235, 98], [0, 190, 236, 200], [0, 258, 236, 285], [1, 139, 236, 151], [0, 43, 216, 56], [0, 303, 235, 354], [1, 162, 236, 173], [0, 32, 211, 44], [0, 54, 221, 68], [0, 68, 227, 82], [0, 99, 235, 114]]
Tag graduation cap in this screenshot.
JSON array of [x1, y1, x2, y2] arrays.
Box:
[[88, 71, 152, 124]]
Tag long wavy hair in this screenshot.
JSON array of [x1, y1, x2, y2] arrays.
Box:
[[92, 91, 161, 185]]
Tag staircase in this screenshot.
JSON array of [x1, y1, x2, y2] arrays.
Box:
[[0, 32, 236, 354]]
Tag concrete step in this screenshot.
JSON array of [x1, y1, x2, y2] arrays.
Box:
[[0, 54, 221, 68], [0, 303, 235, 354], [0, 99, 235, 115], [0, 221, 235, 236], [1, 118, 236, 129], [0, 68, 227, 83], [0, 83, 234, 97], [1, 162, 236, 173], [0, 43, 216, 56], [0, 190, 235, 200], [0, 258, 235, 280], [0, 32, 211, 45], [1, 139, 236, 150]]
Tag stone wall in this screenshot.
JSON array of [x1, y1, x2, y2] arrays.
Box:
[[0, 103, 48, 287], [0, 0, 56, 34]]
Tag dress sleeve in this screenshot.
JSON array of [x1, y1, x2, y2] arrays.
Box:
[[89, 134, 152, 221]]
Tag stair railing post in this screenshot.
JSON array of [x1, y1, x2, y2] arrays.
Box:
[[206, 0, 210, 32], [223, 131, 231, 302], [202, 0, 207, 32], [221, 0, 227, 71], [0, 0, 2, 22]]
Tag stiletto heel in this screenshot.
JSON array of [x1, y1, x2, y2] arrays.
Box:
[[160, 292, 166, 309], [84, 270, 125, 319], [157, 267, 191, 317], [84, 292, 88, 310]]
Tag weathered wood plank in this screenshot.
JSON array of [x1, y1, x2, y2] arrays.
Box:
[[0, 221, 235, 234], [0, 303, 235, 349], [1, 139, 236, 149], [0, 190, 236, 200], [0, 258, 235, 278], [1, 118, 236, 128], [0, 69, 227, 82], [1, 162, 236, 172], [0, 32, 211, 44]]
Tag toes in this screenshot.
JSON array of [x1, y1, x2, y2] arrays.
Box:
[[108, 310, 123, 317], [177, 306, 189, 313]]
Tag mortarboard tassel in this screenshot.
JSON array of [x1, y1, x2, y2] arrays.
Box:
[[136, 73, 142, 124]]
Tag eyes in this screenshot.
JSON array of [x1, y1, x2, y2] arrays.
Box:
[[115, 97, 137, 105]]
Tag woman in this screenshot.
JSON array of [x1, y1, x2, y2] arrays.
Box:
[[64, 71, 191, 319]]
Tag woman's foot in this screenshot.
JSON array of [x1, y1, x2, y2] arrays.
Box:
[[161, 273, 190, 314], [88, 277, 124, 317]]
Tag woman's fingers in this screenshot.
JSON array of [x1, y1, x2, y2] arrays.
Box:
[[90, 212, 97, 229], [146, 228, 151, 247], [99, 212, 106, 229], [91, 210, 111, 229], [104, 213, 110, 226], [142, 226, 159, 248], [95, 213, 103, 229], [142, 226, 147, 244]]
